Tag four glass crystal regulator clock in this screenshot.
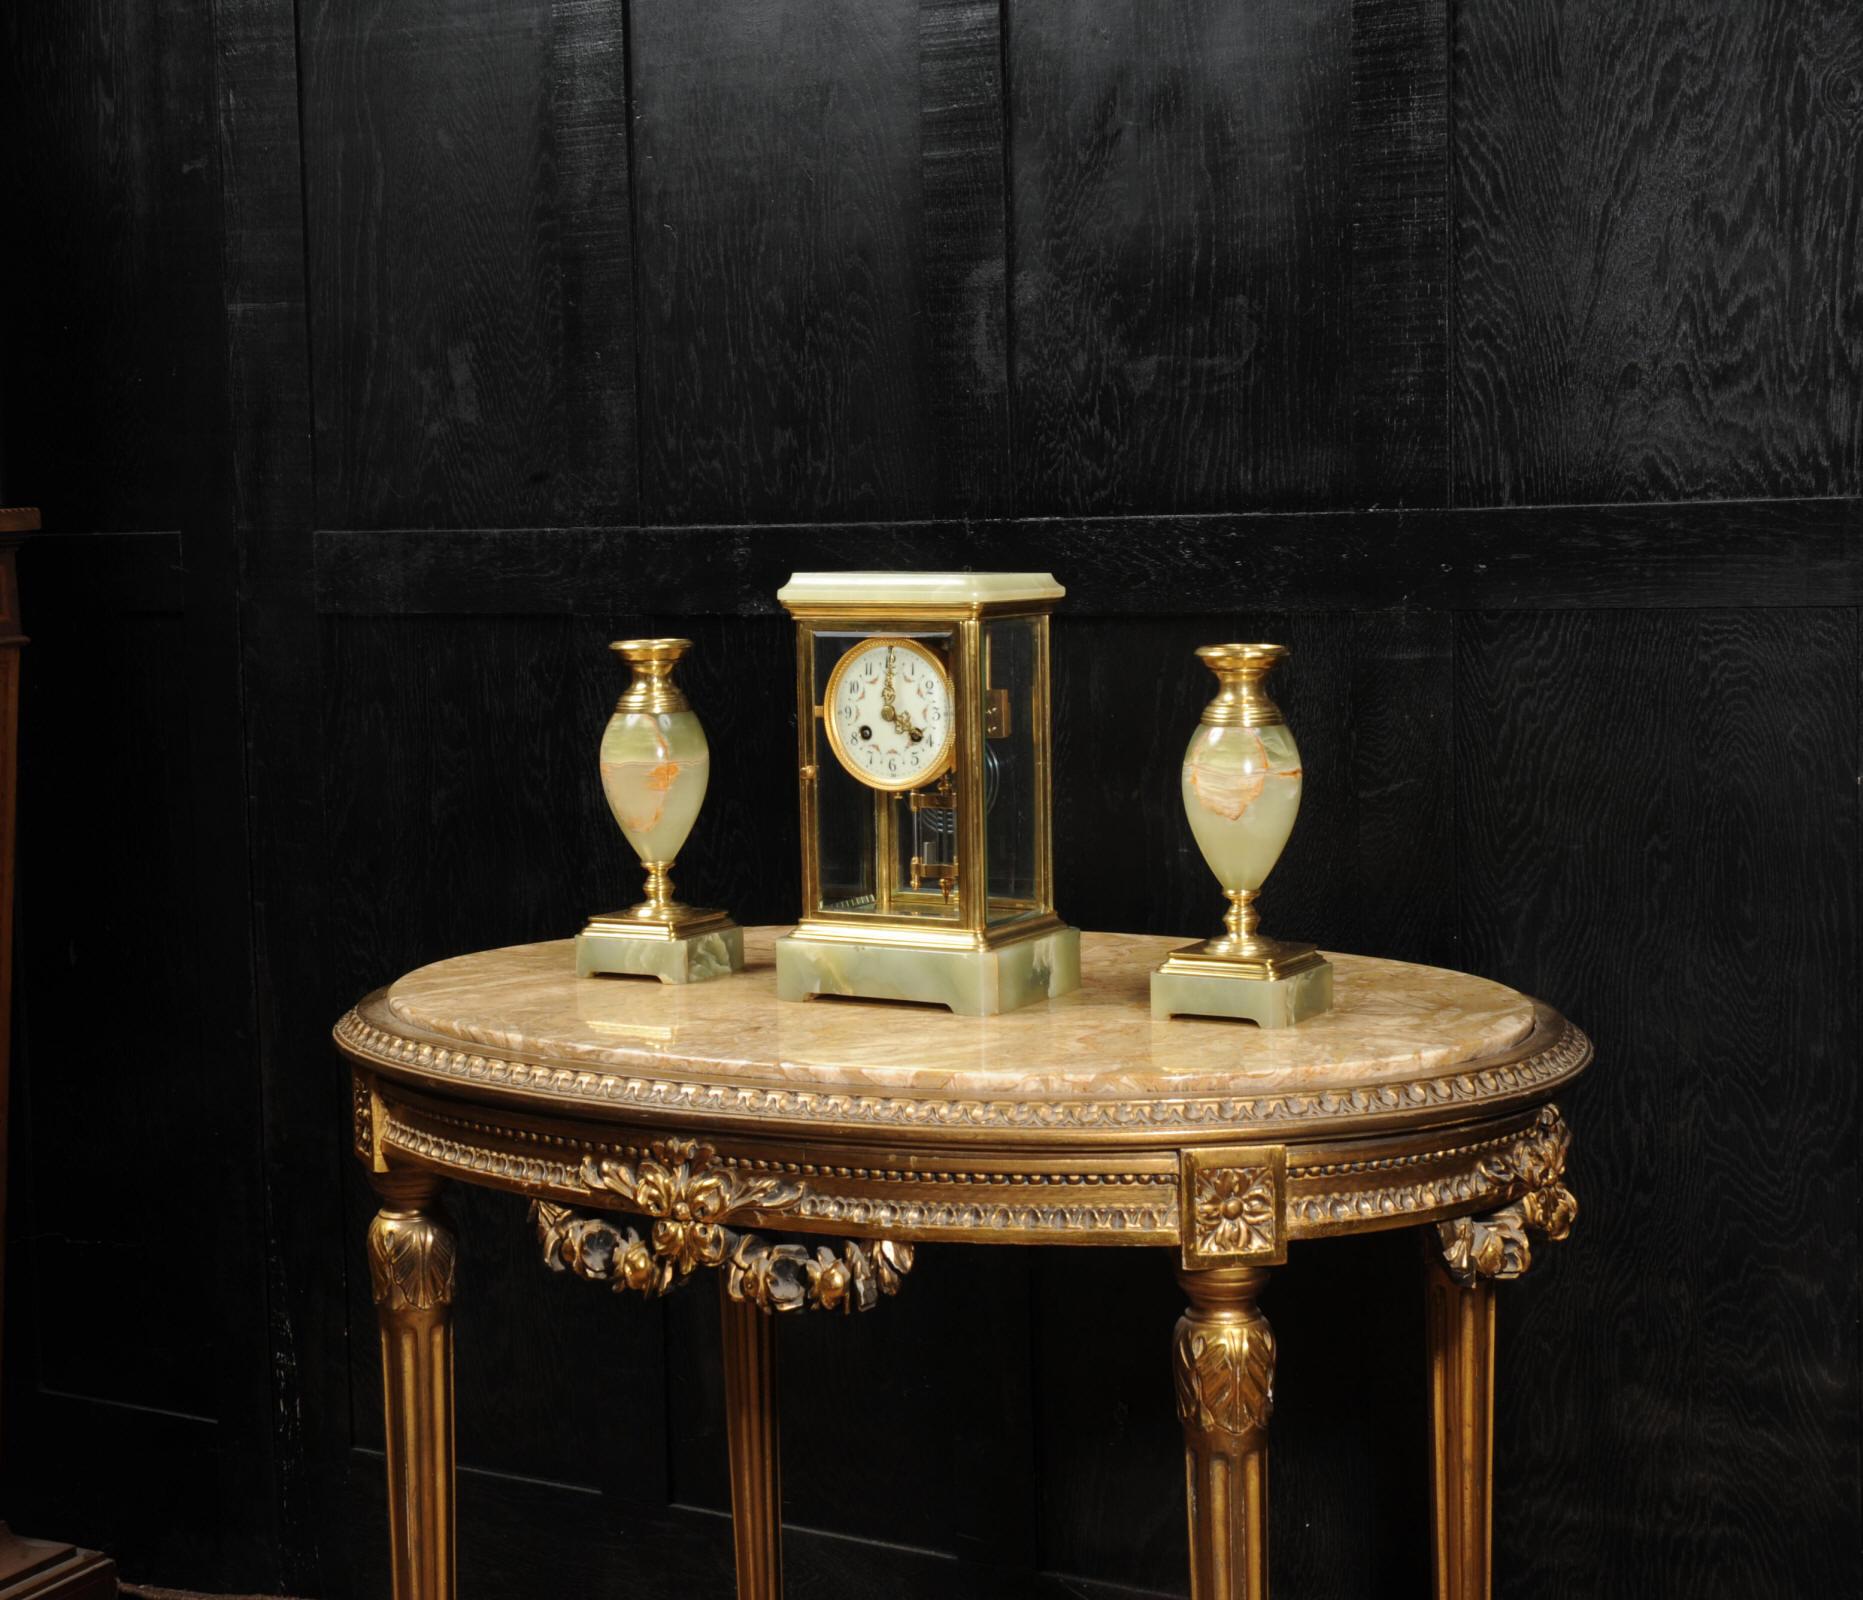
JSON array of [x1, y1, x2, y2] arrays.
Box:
[[774, 572, 1080, 1015]]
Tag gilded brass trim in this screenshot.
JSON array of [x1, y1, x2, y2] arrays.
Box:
[[1431, 1108, 1578, 1284], [581, 895, 736, 941], [787, 907, 1068, 953], [1032, 613, 1055, 911], [369, 1088, 1181, 1242], [610, 637, 692, 714], [1194, 642, 1289, 729], [819, 634, 956, 793], [358, 1072, 1576, 1262], [534, 1197, 914, 1314], [338, 1003, 1590, 1146], [955, 617, 988, 935], [1286, 1106, 1570, 1237]]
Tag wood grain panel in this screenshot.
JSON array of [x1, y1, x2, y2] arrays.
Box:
[[313, 499, 1863, 619], [1030, 1234, 1428, 1599], [1052, 614, 1358, 947], [1349, 0, 1449, 504], [212, 0, 332, 1585], [323, 613, 667, 1495], [2, 543, 268, 1586], [1010, 0, 1353, 514], [1454, 0, 1863, 503], [663, 1250, 1011, 1556], [0, 0, 223, 528], [1350, 609, 1456, 967], [336, 1446, 1180, 1600], [632, 0, 1007, 523], [1457, 609, 1859, 1597], [302, 0, 635, 527]]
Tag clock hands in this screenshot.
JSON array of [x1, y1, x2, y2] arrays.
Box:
[[880, 648, 926, 743]]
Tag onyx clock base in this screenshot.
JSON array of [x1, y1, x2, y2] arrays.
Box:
[[774, 924, 1080, 1016]]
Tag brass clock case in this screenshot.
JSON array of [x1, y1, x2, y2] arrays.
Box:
[[819, 635, 957, 793]]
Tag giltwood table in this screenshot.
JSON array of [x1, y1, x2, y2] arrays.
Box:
[[336, 927, 1588, 1600]]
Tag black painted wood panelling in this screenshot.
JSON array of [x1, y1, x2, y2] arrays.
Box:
[[1349, 0, 1449, 503], [302, 0, 637, 528], [3, 536, 272, 1585], [0, 0, 275, 1579], [314, 499, 1863, 617], [2, 0, 1860, 1595], [1458, 608, 1860, 1598], [1453, 0, 1863, 504], [214, 0, 335, 1584], [0, 0, 224, 531], [632, 0, 1008, 523], [1010, 0, 1354, 514]]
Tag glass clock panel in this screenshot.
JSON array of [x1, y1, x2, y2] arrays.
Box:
[[813, 736, 876, 911], [983, 615, 1042, 925], [811, 626, 962, 923]]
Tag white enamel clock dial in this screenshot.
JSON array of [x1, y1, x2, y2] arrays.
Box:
[[822, 636, 956, 791]]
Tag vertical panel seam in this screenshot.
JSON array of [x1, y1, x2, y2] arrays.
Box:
[[1443, 0, 1456, 512], [621, 0, 648, 527], [998, 0, 1017, 520]]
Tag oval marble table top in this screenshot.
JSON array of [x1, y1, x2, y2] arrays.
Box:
[[341, 928, 1588, 1140]]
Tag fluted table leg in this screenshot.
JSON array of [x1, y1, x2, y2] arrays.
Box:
[[1427, 1253, 1495, 1600], [1174, 1266, 1275, 1600], [720, 1277, 782, 1599], [369, 1171, 457, 1600]]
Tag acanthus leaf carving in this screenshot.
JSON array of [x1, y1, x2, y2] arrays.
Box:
[[368, 1209, 457, 1312], [1173, 1318, 1275, 1441]]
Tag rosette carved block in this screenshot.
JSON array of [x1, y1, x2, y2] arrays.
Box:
[[367, 1172, 457, 1600], [1174, 1266, 1275, 1600], [1181, 1145, 1287, 1267]]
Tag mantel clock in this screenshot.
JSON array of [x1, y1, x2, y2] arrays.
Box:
[[775, 572, 1080, 1015]]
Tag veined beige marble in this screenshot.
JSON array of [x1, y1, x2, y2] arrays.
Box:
[[379, 928, 1540, 1102]]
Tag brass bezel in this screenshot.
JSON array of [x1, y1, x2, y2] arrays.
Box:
[[819, 634, 957, 793]]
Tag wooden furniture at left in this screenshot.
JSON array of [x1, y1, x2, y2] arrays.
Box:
[[0, 509, 117, 1600]]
